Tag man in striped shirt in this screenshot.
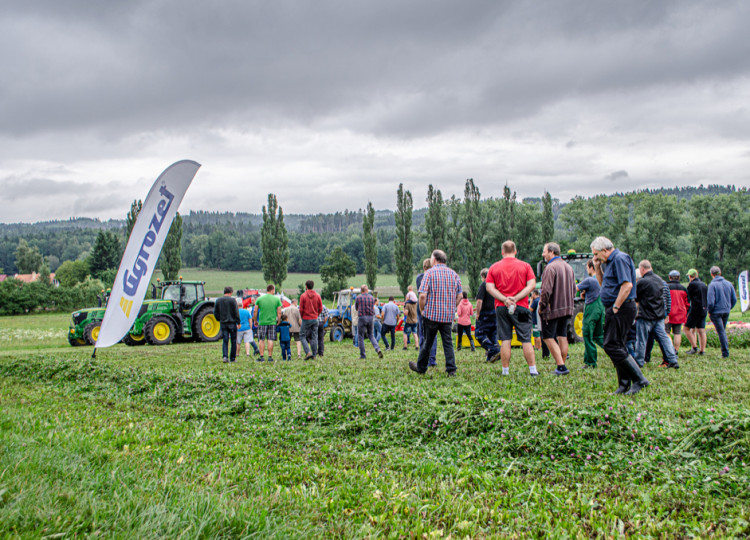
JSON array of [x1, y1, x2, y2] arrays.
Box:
[[409, 249, 462, 376]]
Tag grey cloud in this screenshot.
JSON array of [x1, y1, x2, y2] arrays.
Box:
[[605, 170, 629, 182], [2, 1, 750, 139]]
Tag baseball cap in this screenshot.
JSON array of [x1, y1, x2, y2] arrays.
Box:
[[668, 270, 680, 279], [687, 268, 698, 277]]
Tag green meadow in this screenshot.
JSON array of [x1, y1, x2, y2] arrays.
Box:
[[1, 312, 749, 537]]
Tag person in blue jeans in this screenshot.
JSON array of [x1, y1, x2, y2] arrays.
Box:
[[379, 296, 400, 350], [634, 260, 679, 369], [277, 314, 292, 361], [707, 266, 737, 358]]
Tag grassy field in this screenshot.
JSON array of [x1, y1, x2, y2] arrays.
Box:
[[1, 313, 749, 537], [155, 268, 471, 298]]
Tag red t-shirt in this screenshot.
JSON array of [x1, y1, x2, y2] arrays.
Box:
[[486, 257, 536, 309]]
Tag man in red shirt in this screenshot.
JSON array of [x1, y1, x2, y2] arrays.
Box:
[[485, 240, 538, 376], [666, 270, 690, 354], [299, 280, 323, 360]]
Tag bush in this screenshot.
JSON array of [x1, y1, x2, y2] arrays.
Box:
[[0, 277, 104, 315], [706, 326, 750, 349]]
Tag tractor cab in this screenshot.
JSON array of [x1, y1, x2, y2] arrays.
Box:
[[157, 280, 205, 313]]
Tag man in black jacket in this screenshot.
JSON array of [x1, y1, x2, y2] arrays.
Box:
[[634, 261, 679, 369], [214, 286, 240, 363]]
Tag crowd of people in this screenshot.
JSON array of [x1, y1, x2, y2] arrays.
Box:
[[213, 237, 739, 395]]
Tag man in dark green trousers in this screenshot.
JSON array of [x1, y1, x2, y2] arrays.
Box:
[[577, 259, 604, 368]]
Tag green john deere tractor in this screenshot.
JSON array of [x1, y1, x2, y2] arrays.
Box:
[[123, 279, 221, 346], [536, 251, 592, 343], [68, 290, 110, 346]]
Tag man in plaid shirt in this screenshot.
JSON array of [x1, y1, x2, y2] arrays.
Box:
[[355, 285, 384, 360], [316, 303, 329, 358], [409, 249, 462, 376]]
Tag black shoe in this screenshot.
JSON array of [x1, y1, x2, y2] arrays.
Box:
[[304, 355, 314, 361], [470, 348, 476, 352], [580, 364, 596, 369], [268, 357, 274, 362], [698, 351, 705, 355], [222, 357, 229, 363], [257, 356, 265, 362], [457, 347, 462, 351], [402, 347, 408, 351], [409, 361, 425, 374], [612, 363, 631, 394], [622, 355, 649, 395], [667, 362, 679, 369], [686, 347, 698, 355], [446, 371, 457, 377], [488, 351, 502, 363], [378, 350, 384, 359], [553, 366, 570, 376]]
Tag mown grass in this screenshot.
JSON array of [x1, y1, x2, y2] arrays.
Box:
[[1, 314, 749, 537]]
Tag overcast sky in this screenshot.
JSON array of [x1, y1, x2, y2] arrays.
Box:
[[2, 0, 750, 223]]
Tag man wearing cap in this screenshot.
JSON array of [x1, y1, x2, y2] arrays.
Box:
[[666, 270, 690, 355], [684, 268, 708, 355], [707, 266, 737, 358]]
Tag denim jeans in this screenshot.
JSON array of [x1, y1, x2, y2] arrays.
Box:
[[381, 323, 396, 349], [221, 324, 237, 361], [417, 310, 438, 365], [357, 316, 381, 358], [280, 340, 291, 360], [300, 319, 318, 356], [635, 318, 677, 366], [710, 313, 730, 357], [416, 318, 456, 373]]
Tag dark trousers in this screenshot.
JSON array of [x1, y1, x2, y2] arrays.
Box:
[[456, 324, 474, 349], [603, 301, 637, 367], [417, 311, 438, 365], [710, 313, 730, 357], [644, 329, 666, 363], [416, 318, 457, 373], [475, 312, 499, 359], [317, 324, 326, 356], [381, 323, 396, 349], [221, 324, 237, 361], [357, 315, 381, 358]]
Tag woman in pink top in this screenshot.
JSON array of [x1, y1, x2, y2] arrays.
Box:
[[455, 291, 475, 351]]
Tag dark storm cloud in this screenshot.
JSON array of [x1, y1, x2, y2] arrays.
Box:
[[2, 0, 750, 139], [605, 170, 629, 182]]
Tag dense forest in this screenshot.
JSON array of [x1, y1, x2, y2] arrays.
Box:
[[1, 184, 747, 284]]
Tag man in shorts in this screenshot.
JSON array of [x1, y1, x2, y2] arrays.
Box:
[[253, 284, 282, 362], [684, 268, 708, 355], [666, 270, 690, 355], [485, 240, 538, 376], [539, 242, 576, 375]]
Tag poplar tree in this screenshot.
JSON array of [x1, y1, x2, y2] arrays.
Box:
[[445, 195, 463, 272], [394, 184, 413, 296], [126, 199, 142, 238], [261, 193, 289, 287], [363, 201, 378, 289], [463, 179, 485, 296], [542, 191, 554, 242], [160, 212, 182, 281], [425, 184, 446, 250]]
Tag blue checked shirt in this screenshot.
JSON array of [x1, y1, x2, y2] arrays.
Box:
[[355, 292, 377, 317], [317, 304, 329, 327], [419, 263, 462, 323]]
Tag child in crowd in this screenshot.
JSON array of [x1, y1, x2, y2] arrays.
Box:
[[277, 313, 292, 361]]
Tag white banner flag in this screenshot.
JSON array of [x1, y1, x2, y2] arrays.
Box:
[[95, 160, 201, 348], [739, 270, 749, 313]]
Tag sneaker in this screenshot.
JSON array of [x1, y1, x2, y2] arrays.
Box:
[[304, 355, 314, 361], [698, 351, 705, 355], [530, 372, 539, 377], [686, 347, 698, 355], [257, 356, 265, 362], [658, 361, 669, 368], [229, 359, 236, 363], [667, 362, 679, 369], [580, 364, 596, 369], [553, 366, 570, 376], [402, 347, 408, 351], [488, 351, 503, 363], [446, 371, 457, 377], [246, 353, 250, 357], [268, 357, 274, 362], [408, 361, 425, 374], [222, 357, 229, 363], [378, 350, 384, 359]]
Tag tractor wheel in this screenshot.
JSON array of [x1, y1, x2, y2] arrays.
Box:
[[123, 333, 147, 346], [145, 316, 176, 346], [568, 304, 585, 343], [330, 325, 345, 342], [83, 322, 101, 345], [193, 307, 221, 342], [69, 337, 87, 347]]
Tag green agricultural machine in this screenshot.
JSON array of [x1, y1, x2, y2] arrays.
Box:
[[68, 280, 221, 347], [68, 291, 110, 346], [123, 279, 220, 346]]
